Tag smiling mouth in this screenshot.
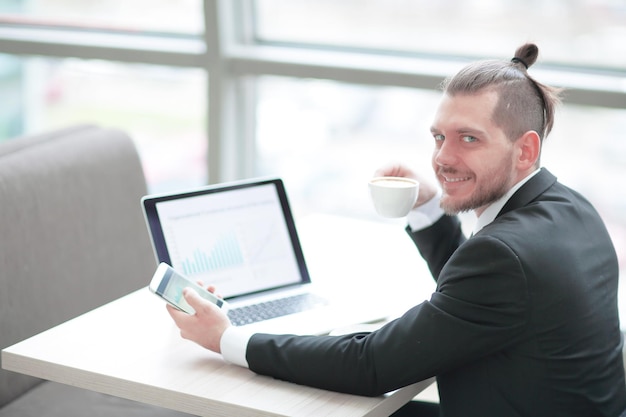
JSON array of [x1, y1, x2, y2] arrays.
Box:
[[442, 175, 471, 183]]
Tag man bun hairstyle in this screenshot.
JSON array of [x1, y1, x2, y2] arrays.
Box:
[[510, 43, 538, 70], [442, 43, 562, 144]]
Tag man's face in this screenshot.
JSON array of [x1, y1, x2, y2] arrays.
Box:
[[430, 90, 520, 216]]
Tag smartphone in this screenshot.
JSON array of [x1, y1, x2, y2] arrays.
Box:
[[148, 262, 226, 314]]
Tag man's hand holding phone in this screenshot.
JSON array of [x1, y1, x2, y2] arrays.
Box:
[[166, 286, 232, 354], [148, 263, 231, 353]]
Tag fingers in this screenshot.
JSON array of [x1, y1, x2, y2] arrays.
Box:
[[166, 303, 181, 317], [373, 163, 415, 179], [194, 280, 219, 296], [166, 303, 192, 331], [166, 287, 230, 353], [205, 285, 223, 300]]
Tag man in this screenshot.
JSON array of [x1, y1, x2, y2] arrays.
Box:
[[168, 43, 626, 416]]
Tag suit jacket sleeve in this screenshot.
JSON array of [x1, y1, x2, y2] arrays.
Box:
[[405, 214, 465, 280], [246, 218, 530, 397]]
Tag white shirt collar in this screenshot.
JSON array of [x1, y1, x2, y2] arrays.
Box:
[[473, 169, 541, 235]]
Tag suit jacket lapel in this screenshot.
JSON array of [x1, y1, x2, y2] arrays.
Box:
[[497, 168, 557, 218]]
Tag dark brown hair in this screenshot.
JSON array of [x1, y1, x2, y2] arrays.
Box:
[[441, 43, 563, 142]]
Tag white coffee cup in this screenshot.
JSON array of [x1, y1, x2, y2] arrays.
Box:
[[368, 176, 419, 218]]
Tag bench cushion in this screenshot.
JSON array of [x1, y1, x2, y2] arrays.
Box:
[[0, 125, 157, 410], [0, 382, 193, 417]]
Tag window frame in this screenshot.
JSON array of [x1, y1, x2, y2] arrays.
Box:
[[0, 0, 624, 182]]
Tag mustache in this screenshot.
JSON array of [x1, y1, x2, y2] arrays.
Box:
[[437, 167, 470, 176]]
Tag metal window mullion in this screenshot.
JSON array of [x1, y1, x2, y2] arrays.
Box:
[[223, 44, 626, 110], [205, 0, 259, 183], [0, 26, 205, 67]]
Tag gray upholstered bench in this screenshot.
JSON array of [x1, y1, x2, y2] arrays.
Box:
[[0, 125, 192, 416]]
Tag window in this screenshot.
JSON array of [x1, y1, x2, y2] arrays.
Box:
[[0, 54, 207, 192], [255, 0, 626, 69], [253, 76, 626, 250], [0, 0, 203, 34], [254, 76, 438, 219]]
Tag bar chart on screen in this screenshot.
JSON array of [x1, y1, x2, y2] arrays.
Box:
[[180, 232, 245, 275]]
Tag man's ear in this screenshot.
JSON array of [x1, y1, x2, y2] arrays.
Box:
[[516, 130, 541, 170]]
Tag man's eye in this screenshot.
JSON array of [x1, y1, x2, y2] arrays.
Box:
[[434, 134, 445, 141], [462, 135, 477, 143]]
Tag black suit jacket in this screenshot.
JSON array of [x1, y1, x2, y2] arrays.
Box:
[[247, 169, 626, 417]]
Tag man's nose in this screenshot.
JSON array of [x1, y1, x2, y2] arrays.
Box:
[[434, 140, 457, 166]]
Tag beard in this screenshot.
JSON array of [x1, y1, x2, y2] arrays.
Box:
[[438, 163, 515, 215]]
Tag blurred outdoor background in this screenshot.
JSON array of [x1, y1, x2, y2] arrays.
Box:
[[1, 0, 625, 310]]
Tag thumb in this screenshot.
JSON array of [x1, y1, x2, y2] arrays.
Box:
[[182, 287, 205, 311]]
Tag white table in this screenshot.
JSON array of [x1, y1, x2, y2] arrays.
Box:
[[2, 214, 437, 416]]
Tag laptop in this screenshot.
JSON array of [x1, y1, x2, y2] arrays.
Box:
[[141, 177, 387, 335]]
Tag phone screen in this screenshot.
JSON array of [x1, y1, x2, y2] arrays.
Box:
[[155, 266, 224, 314]]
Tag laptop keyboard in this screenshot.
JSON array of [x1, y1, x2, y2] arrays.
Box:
[[227, 293, 328, 326]]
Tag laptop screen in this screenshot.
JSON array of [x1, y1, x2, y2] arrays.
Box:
[[142, 178, 311, 299]]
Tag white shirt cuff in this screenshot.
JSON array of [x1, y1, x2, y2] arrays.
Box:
[[407, 190, 444, 231], [220, 326, 254, 368]]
